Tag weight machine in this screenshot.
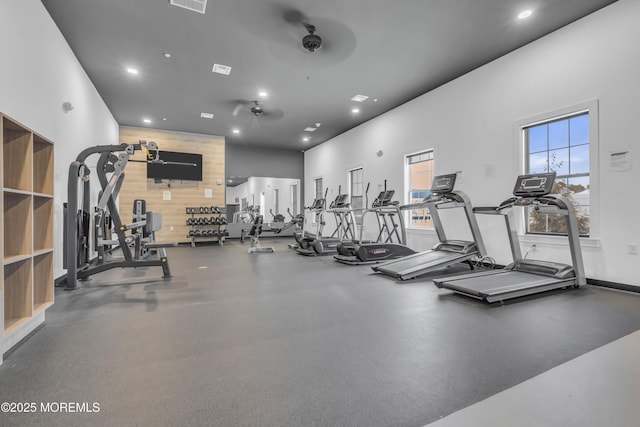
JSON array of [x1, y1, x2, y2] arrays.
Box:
[[62, 140, 177, 290]]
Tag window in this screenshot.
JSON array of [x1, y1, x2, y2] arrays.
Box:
[[312, 178, 323, 224], [348, 167, 364, 223], [405, 150, 434, 228], [291, 184, 298, 215], [273, 188, 279, 216], [524, 111, 591, 236], [314, 177, 323, 200]]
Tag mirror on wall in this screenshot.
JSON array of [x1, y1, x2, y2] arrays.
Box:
[[225, 176, 301, 238]]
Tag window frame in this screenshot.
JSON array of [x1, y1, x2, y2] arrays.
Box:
[[290, 183, 298, 215], [348, 166, 364, 224], [273, 188, 279, 217], [404, 149, 435, 230], [312, 177, 323, 225], [314, 177, 323, 200], [516, 99, 599, 240]]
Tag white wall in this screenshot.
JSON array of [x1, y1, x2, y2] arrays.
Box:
[[227, 177, 301, 222], [304, 0, 640, 286], [0, 0, 119, 278]]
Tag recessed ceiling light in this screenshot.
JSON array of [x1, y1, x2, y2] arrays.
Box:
[[126, 67, 139, 75], [258, 91, 268, 97], [302, 137, 310, 142], [200, 112, 214, 119], [518, 10, 533, 19], [170, 0, 207, 14], [373, 99, 378, 102], [351, 108, 360, 114], [351, 94, 369, 102], [163, 53, 171, 58], [162, 118, 167, 121], [304, 127, 317, 132], [315, 123, 322, 128], [232, 128, 240, 134], [212, 63, 232, 75], [143, 118, 152, 124]]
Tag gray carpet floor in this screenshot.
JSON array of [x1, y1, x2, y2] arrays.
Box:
[[1, 239, 640, 426]]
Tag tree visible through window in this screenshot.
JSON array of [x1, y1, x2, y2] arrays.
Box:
[[406, 150, 434, 228], [525, 112, 590, 236]]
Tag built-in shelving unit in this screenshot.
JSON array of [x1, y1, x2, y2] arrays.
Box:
[[1, 114, 54, 364]]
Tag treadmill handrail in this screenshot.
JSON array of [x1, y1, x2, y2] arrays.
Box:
[[359, 200, 406, 245]]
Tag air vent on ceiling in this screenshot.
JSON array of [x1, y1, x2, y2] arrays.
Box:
[[351, 94, 369, 102], [212, 63, 232, 75], [170, 0, 207, 14]]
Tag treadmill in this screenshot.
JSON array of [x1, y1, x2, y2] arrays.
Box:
[[372, 173, 486, 280], [433, 172, 586, 303]]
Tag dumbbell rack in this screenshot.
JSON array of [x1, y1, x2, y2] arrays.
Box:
[[185, 206, 228, 247]]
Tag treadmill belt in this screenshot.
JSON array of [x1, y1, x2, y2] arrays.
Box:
[[439, 270, 576, 302], [373, 250, 474, 280]]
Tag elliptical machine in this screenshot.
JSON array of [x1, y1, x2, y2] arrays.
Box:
[[297, 186, 356, 256], [335, 181, 415, 265], [292, 188, 328, 250]]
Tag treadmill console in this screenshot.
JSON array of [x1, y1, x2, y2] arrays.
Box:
[[430, 173, 457, 195], [332, 194, 350, 208], [372, 190, 396, 207], [309, 198, 325, 210], [512, 172, 556, 197]]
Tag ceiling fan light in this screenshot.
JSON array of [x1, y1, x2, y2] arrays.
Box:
[[302, 34, 322, 52], [251, 105, 264, 116]]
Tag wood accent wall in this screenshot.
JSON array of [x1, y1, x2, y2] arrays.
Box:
[[118, 127, 225, 244]]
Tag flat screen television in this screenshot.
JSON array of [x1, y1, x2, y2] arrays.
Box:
[[146, 150, 203, 181]]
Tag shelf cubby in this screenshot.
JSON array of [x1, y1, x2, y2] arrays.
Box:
[[4, 258, 32, 334], [33, 135, 54, 195], [3, 117, 32, 192], [33, 252, 53, 313], [4, 192, 32, 260], [33, 196, 53, 252], [0, 113, 53, 364]]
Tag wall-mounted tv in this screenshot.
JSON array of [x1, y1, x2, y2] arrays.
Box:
[[146, 150, 203, 181]]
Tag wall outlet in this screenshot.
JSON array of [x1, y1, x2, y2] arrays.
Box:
[[170, 226, 174, 231], [629, 243, 638, 255]]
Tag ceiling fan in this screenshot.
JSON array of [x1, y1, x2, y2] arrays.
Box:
[[229, 100, 284, 121], [237, 5, 356, 68]]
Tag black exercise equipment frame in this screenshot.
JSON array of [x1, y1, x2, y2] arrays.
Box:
[[63, 141, 173, 290]]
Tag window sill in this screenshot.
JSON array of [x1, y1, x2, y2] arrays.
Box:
[[519, 234, 601, 249], [407, 227, 436, 235]]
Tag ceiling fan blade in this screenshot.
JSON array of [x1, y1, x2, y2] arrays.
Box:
[[232, 104, 244, 117], [282, 8, 307, 25]]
